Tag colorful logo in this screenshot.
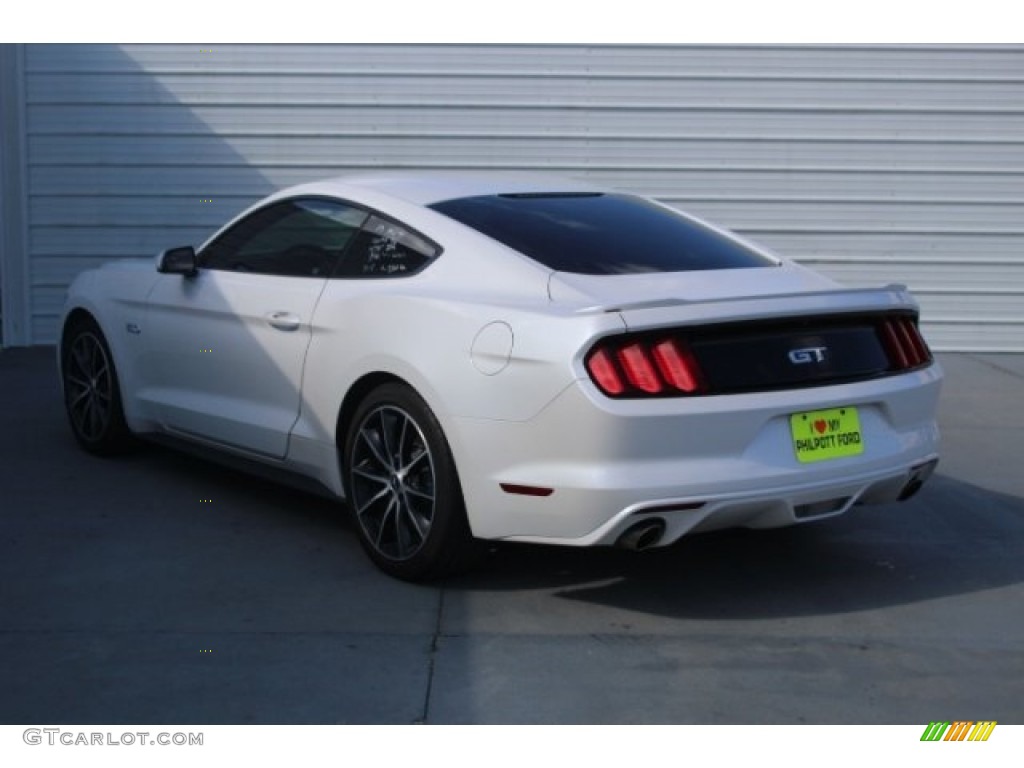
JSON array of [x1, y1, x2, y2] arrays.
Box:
[[921, 721, 997, 741]]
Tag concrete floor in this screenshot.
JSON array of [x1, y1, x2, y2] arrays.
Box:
[[0, 348, 1021, 723]]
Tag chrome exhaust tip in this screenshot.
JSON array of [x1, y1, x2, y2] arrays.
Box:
[[615, 518, 667, 551]]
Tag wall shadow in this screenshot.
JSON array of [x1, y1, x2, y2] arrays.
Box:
[[30, 43, 277, 259], [39, 45, 332, 467]]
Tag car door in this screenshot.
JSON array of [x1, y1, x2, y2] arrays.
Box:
[[141, 198, 368, 458]]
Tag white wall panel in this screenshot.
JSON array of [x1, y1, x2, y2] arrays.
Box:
[[15, 43, 1024, 350], [29, 104, 1024, 141]]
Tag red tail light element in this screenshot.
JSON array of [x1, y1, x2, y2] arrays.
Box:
[[879, 316, 932, 371], [651, 339, 702, 393], [618, 342, 662, 393], [586, 337, 706, 398], [586, 348, 625, 395]]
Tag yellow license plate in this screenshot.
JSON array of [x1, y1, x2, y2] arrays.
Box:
[[790, 407, 864, 464]]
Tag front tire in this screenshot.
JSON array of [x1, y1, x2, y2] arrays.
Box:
[[343, 383, 476, 581], [61, 318, 133, 455]]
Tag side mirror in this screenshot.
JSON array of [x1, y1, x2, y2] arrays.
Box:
[[157, 246, 198, 277]]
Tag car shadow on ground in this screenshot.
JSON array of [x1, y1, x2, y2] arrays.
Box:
[[445, 474, 1024, 620], [82, 436, 1024, 623]]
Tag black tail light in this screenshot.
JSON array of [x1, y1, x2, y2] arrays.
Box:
[[877, 316, 932, 371], [584, 312, 933, 399]]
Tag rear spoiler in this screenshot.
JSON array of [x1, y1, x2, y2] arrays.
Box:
[[600, 284, 912, 314], [602, 285, 919, 332]]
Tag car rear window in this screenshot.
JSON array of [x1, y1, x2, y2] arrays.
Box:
[[429, 193, 774, 274]]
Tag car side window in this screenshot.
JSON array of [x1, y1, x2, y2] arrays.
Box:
[[334, 215, 439, 278], [200, 198, 369, 277]]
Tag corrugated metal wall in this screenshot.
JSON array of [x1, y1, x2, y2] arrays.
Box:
[[12, 43, 1024, 349]]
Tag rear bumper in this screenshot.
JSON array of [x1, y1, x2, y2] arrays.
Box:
[[512, 456, 939, 548], [449, 362, 942, 545]]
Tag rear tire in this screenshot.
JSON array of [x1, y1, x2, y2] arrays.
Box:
[[61, 318, 133, 455], [343, 383, 477, 581]]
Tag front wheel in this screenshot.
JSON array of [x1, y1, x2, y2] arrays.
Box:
[[343, 383, 477, 581], [61, 318, 133, 455]]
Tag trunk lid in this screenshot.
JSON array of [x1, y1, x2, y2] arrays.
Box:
[[551, 264, 930, 396]]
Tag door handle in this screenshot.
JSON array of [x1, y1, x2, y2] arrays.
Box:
[[266, 311, 301, 331]]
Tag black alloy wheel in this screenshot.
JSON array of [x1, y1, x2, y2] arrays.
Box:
[[344, 383, 476, 581]]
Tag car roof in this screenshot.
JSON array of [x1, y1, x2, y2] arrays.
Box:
[[272, 172, 605, 208]]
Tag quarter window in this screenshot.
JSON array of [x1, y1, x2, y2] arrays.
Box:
[[200, 199, 368, 277], [334, 215, 439, 278]]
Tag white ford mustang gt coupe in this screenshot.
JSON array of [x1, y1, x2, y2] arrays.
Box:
[[59, 173, 942, 580]]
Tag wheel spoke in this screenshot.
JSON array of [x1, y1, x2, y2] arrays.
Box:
[[357, 425, 392, 472], [71, 343, 91, 377], [352, 466, 389, 486], [406, 481, 434, 500], [86, 398, 101, 438], [69, 387, 91, 408], [354, 485, 391, 519], [71, 397, 90, 432], [397, 415, 410, 465], [375, 496, 398, 548], [400, 499, 429, 541], [91, 337, 104, 371], [69, 398, 87, 422], [399, 447, 429, 475], [85, 337, 98, 373], [93, 397, 109, 426], [391, 505, 407, 552], [379, 410, 398, 468], [66, 373, 89, 389]]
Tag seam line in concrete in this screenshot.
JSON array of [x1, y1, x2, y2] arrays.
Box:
[[965, 353, 1024, 381], [417, 587, 445, 724]]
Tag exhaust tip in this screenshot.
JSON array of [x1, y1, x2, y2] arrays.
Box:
[[898, 479, 924, 501], [899, 458, 939, 501], [615, 518, 666, 551]]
